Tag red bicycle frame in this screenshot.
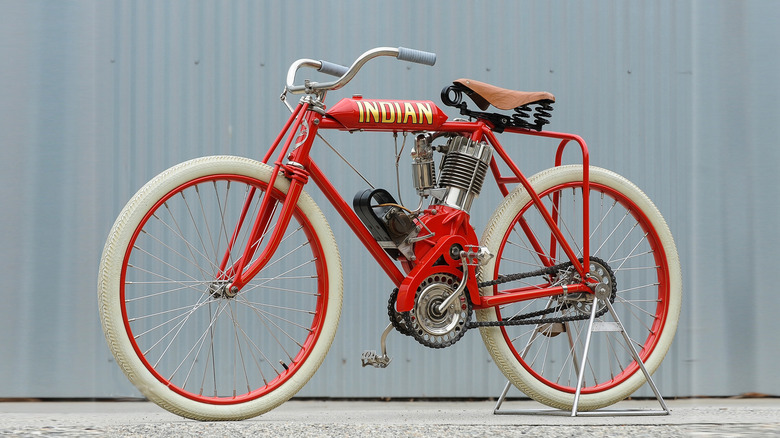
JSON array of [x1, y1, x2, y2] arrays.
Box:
[[219, 97, 594, 311]]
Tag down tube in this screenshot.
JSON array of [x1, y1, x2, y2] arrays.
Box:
[[307, 161, 406, 287]]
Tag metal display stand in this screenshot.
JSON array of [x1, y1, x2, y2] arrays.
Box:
[[492, 293, 670, 417]]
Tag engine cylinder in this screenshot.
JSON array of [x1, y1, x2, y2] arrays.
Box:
[[435, 137, 492, 212]]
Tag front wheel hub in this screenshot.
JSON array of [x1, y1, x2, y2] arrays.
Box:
[[208, 280, 235, 299]]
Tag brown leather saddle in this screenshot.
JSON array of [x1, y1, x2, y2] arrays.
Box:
[[443, 79, 555, 131], [453, 78, 555, 111]]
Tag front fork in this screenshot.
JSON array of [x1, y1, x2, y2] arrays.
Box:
[[218, 102, 322, 293]]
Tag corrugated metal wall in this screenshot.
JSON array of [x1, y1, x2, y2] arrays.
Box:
[[1, 0, 778, 399]]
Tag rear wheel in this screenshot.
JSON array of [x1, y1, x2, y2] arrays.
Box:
[[98, 156, 342, 420], [477, 165, 681, 411]]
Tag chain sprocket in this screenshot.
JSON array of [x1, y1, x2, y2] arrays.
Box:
[[403, 273, 472, 349], [388, 288, 413, 337]]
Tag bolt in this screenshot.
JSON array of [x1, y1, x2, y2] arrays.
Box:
[[450, 245, 462, 260]]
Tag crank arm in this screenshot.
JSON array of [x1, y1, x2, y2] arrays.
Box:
[[436, 255, 469, 313]]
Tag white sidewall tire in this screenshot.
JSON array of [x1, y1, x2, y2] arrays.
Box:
[[477, 165, 681, 411], [97, 156, 343, 420]]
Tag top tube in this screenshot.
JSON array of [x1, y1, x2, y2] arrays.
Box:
[[285, 47, 436, 95]]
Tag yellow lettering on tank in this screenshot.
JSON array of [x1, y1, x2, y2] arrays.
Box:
[[403, 102, 417, 124], [393, 102, 402, 123], [356, 100, 364, 123], [364, 101, 380, 123], [416, 102, 433, 124], [379, 102, 395, 123]]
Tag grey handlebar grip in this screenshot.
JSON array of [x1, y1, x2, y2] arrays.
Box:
[[318, 60, 350, 77], [397, 47, 437, 66]]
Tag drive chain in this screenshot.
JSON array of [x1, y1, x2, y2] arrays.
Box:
[[467, 257, 616, 328], [385, 258, 617, 346]]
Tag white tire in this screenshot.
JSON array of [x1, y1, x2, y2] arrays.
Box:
[[98, 156, 342, 420]]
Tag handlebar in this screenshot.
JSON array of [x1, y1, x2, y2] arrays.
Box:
[[285, 46, 437, 95]]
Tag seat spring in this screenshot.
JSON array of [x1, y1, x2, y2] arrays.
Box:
[[513, 105, 531, 119], [533, 101, 554, 127]]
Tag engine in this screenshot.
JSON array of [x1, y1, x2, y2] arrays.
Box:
[[354, 134, 493, 261], [354, 134, 492, 348]]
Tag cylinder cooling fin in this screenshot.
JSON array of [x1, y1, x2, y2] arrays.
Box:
[[433, 136, 493, 212]]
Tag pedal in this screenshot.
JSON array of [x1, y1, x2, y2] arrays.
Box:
[[362, 323, 395, 368], [361, 350, 392, 368]]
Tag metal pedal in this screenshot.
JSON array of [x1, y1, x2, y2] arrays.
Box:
[[360, 323, 394, 368], [361, 350, 391, 368]]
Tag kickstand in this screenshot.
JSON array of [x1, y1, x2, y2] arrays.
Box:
[[493, 295, 670, 417], [361, 323, 394, 368]]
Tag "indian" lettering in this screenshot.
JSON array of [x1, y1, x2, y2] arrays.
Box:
[[356, 100, 433, 125]]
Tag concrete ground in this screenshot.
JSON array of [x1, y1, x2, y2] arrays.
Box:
[[0, 398, 779, 437]]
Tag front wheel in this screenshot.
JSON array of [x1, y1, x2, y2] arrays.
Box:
[[477, 165, 681, 411], [98, 156, 343, 420]]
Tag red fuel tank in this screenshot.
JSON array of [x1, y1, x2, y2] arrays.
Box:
[[325, 97, 449, 131]]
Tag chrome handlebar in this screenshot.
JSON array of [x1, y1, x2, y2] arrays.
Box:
[[285, 47, 436, 95]]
